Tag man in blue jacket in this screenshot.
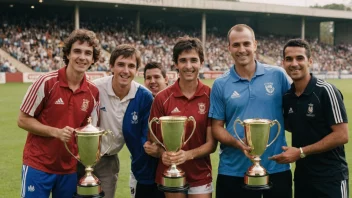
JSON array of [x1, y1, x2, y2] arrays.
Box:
[[86, 44, 163, 198]]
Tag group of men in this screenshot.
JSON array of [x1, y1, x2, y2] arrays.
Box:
[[18, 24, 349, 198]]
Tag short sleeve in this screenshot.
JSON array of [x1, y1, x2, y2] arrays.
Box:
[[208, 80, 225, 121], [320, 83, 348, 126], [20, 78, 46, 117]]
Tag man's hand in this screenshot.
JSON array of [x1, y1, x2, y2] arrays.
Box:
[[234, 138, 252, 159], [243, 149, 255, 161], [161, 150, 192, 166], [268, 146, 300, 164], [56, 126, 74, 142], [161, 151, 173, 166], [169, 150, 192, 166], [144, 141, 162, 158]]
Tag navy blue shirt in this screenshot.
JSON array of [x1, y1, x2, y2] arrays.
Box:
[[283, 74, 349, 182]]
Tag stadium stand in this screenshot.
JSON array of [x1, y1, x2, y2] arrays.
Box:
[[1, 4, 352, 74]]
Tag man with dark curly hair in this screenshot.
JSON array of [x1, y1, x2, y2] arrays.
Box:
[[17, 29, 101, 198]]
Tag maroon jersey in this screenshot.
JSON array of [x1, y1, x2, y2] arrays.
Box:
[[149, 79, 212, 187], [20, 67, 99, 174]]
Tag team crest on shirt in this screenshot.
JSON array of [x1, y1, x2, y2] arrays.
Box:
[[198, 103, 206, 114], [288, 107, 294, 114], [81, 99, 90, 112], [131, 111, 138, 124], [306, 103, 315, 117], [264, 82, 275, 95]]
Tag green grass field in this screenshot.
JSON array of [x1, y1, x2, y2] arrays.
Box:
[[0, 78, 351, 198]]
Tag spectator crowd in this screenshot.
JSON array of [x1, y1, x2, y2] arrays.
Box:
[[1, 16, 352, 74]]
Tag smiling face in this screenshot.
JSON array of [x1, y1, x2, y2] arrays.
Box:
[[66, 41, 94, 74], [111, 55, 137, 88], [228, 28, 257, 67], [175, 49, 203, 83], [144, 68, 168, 96], [282, 46, 312, 82]]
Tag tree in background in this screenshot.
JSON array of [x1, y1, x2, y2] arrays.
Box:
[[320, 22, 334, 45], [311, 3, 351, 11]]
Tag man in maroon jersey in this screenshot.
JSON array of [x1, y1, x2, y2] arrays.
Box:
[[17, 29, 100, 198], [147, 36, 217, 198]]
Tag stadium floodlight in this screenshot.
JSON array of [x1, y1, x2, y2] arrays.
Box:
[[39, 0, 43, 3], [31, 5, 35, 9]]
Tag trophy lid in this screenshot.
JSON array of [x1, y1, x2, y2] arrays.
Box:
[[159, 116, 188, 121], [75, 117, 105, 134], [243, 118, 271, 124]]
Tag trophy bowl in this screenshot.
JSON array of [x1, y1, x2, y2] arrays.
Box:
[[234, 118, 281, 190], [148, 116, 196, 192], [65, 118, 113, 198]]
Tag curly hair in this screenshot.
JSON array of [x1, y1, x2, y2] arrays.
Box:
[[62, 29, 101, 66]]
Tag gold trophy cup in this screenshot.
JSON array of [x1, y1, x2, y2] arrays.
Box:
[[65, 118, 113, 198], [149, 116, 196, 192], [233, 118, 280, 190]]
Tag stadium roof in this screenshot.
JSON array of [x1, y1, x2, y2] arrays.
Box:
[[1, 0, 352, 21]]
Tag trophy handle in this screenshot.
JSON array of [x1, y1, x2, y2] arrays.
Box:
[[233, 118, 247, 145], [64, 132, 81, 162], [183, 116, 196, 145], [267, 119, 281, 147], [100, 130, 114, 156], [148, 117, 166, 150]]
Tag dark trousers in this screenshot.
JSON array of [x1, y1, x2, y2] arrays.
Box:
[[216, 170, 292, 198], [135, 182, 165, 198], [295, 179, 349, 198]]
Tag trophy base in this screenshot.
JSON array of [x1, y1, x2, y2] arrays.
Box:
[[158, 184, 190, 193], [243, 173, 272, 191], [75, 184, 104, 198], [160, 164, 189, 193], [73, 191, 105, 198], [242, 183, 272, 191]]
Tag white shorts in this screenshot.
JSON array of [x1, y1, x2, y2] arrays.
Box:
[[188, 183, 213, 195], [129, 171, 137, 198], [131, 170, 213, 196]]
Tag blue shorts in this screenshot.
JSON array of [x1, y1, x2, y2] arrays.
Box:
[[21, 165, 77, 198]]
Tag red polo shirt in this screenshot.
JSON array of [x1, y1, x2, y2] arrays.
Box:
[[149, 79, 212, 187], [20, 67, 100, 174]]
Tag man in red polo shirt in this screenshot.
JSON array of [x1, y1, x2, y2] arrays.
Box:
[[148, 36, 217, 198], [17, 29, 100, 198]]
